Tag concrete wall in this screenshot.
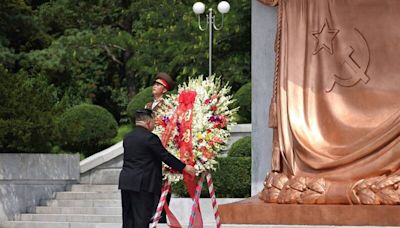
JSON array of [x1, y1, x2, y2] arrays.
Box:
[[80, 124, 252, 185], [80, 153, 122, 185], [0, 153, 79, 221], [251, 0, 277, 195]]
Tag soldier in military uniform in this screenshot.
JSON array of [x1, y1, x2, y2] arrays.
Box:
[[145, 72, 175, 113]]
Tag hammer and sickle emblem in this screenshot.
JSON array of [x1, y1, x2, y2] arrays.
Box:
[[312, 20, 371, 92], [326, 28, 371, 92]]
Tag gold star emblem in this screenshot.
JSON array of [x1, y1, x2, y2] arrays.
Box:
[[313, 20, 339, 55]]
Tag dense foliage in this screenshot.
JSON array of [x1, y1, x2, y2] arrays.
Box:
[[57, 104, 118, 157], [0, 66, 59, 153], [126, 86, 153, 123], [171, 157, 251, 198], [229, 136, 251, 157], [0, 0, 250, 153], [234, 82, 251, 123]]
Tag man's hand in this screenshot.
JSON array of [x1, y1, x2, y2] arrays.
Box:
[[183, 165, 196, 176]]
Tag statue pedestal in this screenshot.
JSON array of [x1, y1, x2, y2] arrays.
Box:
[[219, 196, 400, 226]]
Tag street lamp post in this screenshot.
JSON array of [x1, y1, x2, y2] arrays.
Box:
[[193, 1, 230, 76]]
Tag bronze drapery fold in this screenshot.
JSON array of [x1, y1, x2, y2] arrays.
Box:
[[261, 0, 400, 204]]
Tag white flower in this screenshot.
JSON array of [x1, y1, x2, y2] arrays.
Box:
[[155, 75, 238, 184]]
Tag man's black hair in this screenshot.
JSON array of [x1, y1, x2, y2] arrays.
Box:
[[135, 108, 154, 122]]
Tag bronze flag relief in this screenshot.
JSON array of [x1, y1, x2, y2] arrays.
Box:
[[261, 0, 400, 205]]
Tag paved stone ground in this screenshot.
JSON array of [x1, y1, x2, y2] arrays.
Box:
[[2, 223, 397, 228], [158, 225, 397, 228]]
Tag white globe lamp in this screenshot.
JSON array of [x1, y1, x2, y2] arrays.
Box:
[[217, 1, 230, 14], [193, 2, 206, 15]]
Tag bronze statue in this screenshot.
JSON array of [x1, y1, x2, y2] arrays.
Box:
[[260, 0, 400, 205]]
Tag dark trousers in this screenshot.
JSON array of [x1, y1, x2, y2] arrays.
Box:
[[121, 190, 154, 228]]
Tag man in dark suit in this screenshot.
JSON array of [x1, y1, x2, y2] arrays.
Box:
[[118, 108, 195, 228], [145, 72, 175, 223]]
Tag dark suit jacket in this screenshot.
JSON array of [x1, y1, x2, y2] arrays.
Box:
[[118, 126, 185, 194]]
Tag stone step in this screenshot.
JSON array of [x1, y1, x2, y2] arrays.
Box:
[[33, 206, 121, 215], [67, 184, 118, 192], [17, 214, 121, 223], [0, 221, 121, 228], [56, 192, 120, 200], [41, 199, 121, 207], [41, 197, 237, 208], [1, 222, 394, 228]]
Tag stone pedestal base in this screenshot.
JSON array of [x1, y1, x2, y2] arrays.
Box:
[[219, 196, 400, 226]]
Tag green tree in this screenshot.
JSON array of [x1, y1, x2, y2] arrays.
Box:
[[0, 0, 39, 51], [0, 0, 251, 140], [32, 0, 251, 98], [128, 0, 251, 91], [0, 65, 59, 153], [20, 28, 128, 117], [0, 0, 52, 70]]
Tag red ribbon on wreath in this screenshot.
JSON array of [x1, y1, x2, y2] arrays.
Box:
[[160, 90, 203, 228]]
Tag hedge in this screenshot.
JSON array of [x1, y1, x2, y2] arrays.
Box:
[[126, 86, 153, 123], [57, 103, 118, 157], [171, 157, 251, 198], [234, 82, 251, 123], [229, 136, 251, 157]]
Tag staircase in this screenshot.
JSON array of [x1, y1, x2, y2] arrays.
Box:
[[1, 184, 122, 228], [1, 183, 243, 228]]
